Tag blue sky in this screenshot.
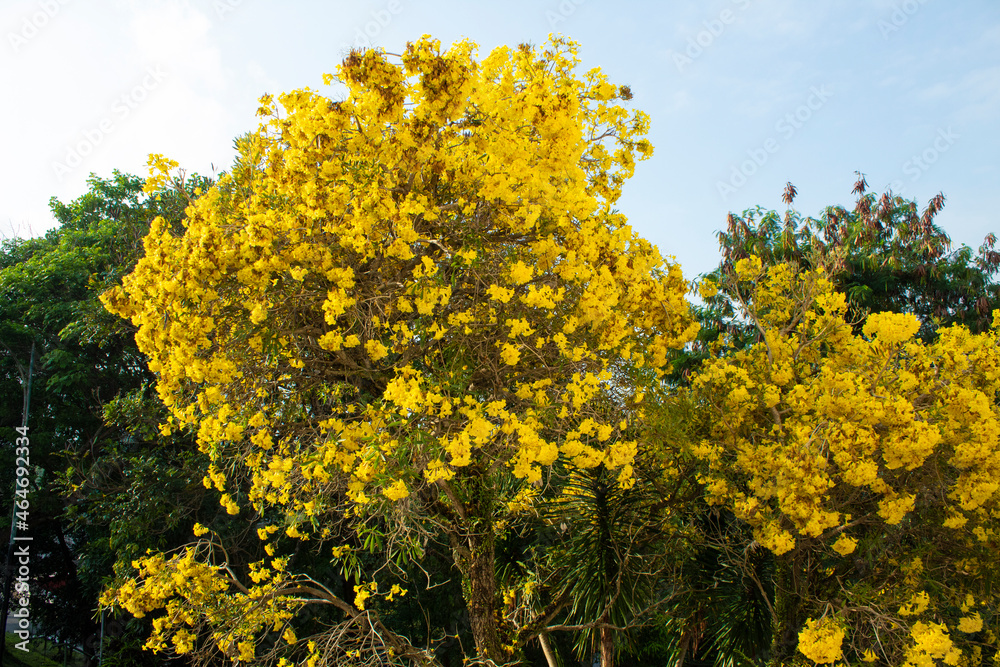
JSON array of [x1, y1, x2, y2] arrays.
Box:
[[2, 0, 997, 279]]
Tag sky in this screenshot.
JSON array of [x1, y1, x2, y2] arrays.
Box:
[[1, 0, 998, 279]]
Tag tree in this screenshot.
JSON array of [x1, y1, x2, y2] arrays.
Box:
[[0, 171, 160, 659], [670, 176, 1000, 386], [704, 176, 1000, 345], [538, 465, 680, 667], [100, 36, 697, 665], [648, 512, 773, 667], [679, 257, 999, 665], [647, 179, 1000, 667]]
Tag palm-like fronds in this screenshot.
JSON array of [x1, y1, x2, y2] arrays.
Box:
[[653, 512, 773, 667], [543, 466, 674, 665]]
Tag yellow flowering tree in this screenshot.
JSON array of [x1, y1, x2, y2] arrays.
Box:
[[100, 36, 697, 664], [683, 257, 1000, 665]]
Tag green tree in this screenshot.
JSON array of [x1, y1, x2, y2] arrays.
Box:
[[540, 466, 679, 667], [0, 170, 217, 664]]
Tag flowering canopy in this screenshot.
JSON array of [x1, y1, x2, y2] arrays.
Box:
[[101, 36, 697, 663], [688, 258, 1000, 665]]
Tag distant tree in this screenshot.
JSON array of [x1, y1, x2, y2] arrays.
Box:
[[682, 175, 1000, 383]]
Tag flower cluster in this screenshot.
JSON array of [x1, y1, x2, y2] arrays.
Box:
[[100, 545, 301, 661], [797, 617, 845, 664]]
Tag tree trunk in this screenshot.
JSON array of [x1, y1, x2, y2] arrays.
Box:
[[459, 529, 505, 664], [539, 632, 558, 667], [770, 555, 804, 665], [600, 615, 614, 667], [443, 471, 507, 664]]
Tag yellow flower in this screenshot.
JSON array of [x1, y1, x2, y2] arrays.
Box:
[[382, 480, 410, 501], [249, 302, 267, 324], [220, 494, 239, 516], [798, 617, 845, 664], [899, 591, 930, 617], [905, 621, 956, 666], [353, 585, 371, 611], [863, 311, 921, 345], [501, 343, 520, 366], [365, 339, 389, 361], [509, 261, 533, 285], [831, 534, 857, 556], [487, 284, 515, 303], [957, 612, 982, 633], [697, 278, 718, 299]]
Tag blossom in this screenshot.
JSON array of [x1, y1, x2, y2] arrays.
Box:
[[831, 534, 857, 556], [956, 613, 982, 634], [798, 617, 845, 664], [382, 480, 410, 501]]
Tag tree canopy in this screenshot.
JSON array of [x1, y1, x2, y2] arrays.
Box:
[[707, 176, 1000, 340]]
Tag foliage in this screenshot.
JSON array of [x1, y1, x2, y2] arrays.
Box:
[[680, 177, 1000, 385], [100, 36, 697, 665], [0, 171, 156, 657], [535, 465, 681, 666], [649, 512, 773, 667], [0, 170, 217, 665]]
